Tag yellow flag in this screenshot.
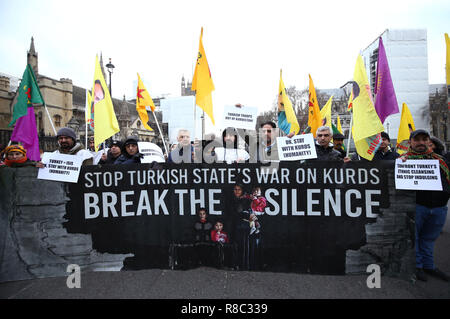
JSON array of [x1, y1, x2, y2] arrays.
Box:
[[136, 73, 154, 131], [278, 70, 300, 135], [396, 102, 416, 154], [320, 95, 333, 129], [92, 55, 120, 151], [347, 90, 353, 111], [191, 27, 215, 125], [337, 115, 343, 134], [308, 74, 322, 137], [351, 54, 385, 160], [446, 33, 450, 86]]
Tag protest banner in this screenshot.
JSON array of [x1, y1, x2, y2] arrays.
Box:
[[277, 134, 317, 161], [395, 159, 443, 191], [222, 105, 258, 130], [37, 152, 83, 183], [138, 142, 165, 163], [65, 161, 390, 274]]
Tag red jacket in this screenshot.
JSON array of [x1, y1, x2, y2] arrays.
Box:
[[211, 230, 229, 243]]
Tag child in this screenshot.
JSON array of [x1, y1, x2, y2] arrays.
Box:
[[244, 187, 267, 215], [211, 221, 229, 244]]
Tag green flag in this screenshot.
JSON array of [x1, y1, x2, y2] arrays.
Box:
[[8, 64, 44, 127]]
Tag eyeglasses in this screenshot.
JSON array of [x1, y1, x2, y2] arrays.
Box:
[[317, 134, 330, 137]]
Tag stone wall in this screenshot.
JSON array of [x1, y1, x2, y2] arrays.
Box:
[[346, 168, 415, 278], [0, 165, 415, 282], [0, 167, 131, 282]]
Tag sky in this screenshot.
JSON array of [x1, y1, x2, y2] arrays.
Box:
[[0, 0, 449, 133]]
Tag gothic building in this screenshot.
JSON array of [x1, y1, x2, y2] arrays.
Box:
[[0, 38, 167, 151]]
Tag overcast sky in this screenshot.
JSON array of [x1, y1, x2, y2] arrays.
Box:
[[1, 0, 449, 132]]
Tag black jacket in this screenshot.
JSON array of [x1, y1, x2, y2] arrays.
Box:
[[416, 156, 450, 208], [351, 148, 399, 161], [314, 143, 343, 161]]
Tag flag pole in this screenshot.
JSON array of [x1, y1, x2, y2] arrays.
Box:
[[43, 102, 57, 135], [151, 111, 169, 156], [85, 123, 88, 149], [346, 112, 353, 158]]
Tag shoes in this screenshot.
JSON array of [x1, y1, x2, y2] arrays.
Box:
[[424, 268, 450, 282], [416, 268, 428, 282]]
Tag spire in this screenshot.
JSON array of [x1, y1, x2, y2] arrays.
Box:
[[121, 95, 129, 114], [29, 36, 36, 54], [27, 36, 38, 75]]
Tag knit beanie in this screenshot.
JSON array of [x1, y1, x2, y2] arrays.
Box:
[[57, 127, 77, 141]]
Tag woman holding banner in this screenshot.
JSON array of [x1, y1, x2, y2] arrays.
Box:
[[214, 127, 250, 164]]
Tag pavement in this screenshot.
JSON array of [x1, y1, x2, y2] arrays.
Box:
[[1, 213, 449, 300]]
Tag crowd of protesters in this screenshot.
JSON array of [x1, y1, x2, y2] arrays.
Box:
[[1, 118, 449, 282]]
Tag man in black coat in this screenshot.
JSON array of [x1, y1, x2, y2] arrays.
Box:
[[313, 126, 343, 161]]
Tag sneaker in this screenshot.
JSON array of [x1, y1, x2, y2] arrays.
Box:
[[424, 268, 450, 282], [416, 268, 428, 282]]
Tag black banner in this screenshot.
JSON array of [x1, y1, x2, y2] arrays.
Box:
[[66, 161, 389, 274]]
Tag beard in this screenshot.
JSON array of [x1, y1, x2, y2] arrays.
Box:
[[60, 141, 73, 150], [413, 144, 428, 153]]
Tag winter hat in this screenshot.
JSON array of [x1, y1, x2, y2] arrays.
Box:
[[56, 127, 77, 141]]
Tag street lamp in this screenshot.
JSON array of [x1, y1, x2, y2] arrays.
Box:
[[105, 58, 115, 146], [105, 58, 115, 96]]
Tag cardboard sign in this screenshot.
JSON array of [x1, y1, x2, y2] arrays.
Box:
[[395, 159, 442, 191], [138, 142, 165, 163], [222, 105, 258, 130], [277, 134, 317, 161], [37, 152, 83, 183]]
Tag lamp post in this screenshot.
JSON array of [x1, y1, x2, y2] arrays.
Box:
[[105, 58, 115, 96], [105, 58, 115, 145]]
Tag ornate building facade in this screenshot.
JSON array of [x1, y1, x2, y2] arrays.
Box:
[[0, 38, 167, 151]]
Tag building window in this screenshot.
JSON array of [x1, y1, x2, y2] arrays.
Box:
[[54, 114, 62, 127]]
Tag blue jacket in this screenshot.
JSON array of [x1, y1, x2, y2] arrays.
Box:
[[114, 153, 143, 164]]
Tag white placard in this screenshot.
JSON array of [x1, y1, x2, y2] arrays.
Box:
[[160, 96, 202, 143], [222, 105, 258, 130], [395, 159, 442, 191], [37, 153, 83, 183], [138, 142, 165, 163], [277, 134, 317, 161]]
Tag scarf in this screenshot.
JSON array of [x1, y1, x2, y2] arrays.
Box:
[[405, 147, 450, 185], [4, 156, 28, 167]]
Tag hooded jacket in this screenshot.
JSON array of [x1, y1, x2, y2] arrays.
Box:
[[114, 136, 143, 164]]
